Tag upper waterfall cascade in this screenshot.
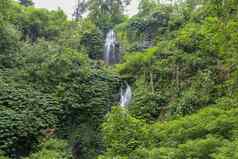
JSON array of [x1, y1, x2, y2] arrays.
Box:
[[104, 30, 120, 65]]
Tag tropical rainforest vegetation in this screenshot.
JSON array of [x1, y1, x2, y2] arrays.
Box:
[[0, 0, 238, 158]]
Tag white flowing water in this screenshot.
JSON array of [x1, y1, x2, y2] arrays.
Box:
[[120, 83, 132, 107], [104, 30, 119, 65], [104, 30, 132, 107]]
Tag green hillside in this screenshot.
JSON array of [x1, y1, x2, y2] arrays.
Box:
[[0, 0, 238, 158]]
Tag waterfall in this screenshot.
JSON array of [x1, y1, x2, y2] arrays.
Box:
[[120, 83, 132, 107], [104, 30, 132, 107], [104, 30, 120, 65]]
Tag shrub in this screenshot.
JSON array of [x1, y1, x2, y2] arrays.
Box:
[[25, 139, 71, 159]]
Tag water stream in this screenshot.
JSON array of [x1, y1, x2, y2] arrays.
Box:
[[120, 83, 132, 107], [104, 30, 120, 65], [104, 29, 132, 107]]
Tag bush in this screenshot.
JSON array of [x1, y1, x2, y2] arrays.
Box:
[[101, 107, 149, 156], [0, 23, 20, 68], [100, 106, 238, 158], [25, 139, 71, 159], [130, 92, 167, 121], [212, 140, 238, 159], [0, 81, 59, 158]]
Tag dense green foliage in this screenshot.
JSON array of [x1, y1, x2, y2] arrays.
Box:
[[99, 105, 238, 158], [0, 1, 120, 159], [24, 139, 71, 159], [1, 0, 238, 159], [115, 0, 238, 121], [101, 0, 238, 158]]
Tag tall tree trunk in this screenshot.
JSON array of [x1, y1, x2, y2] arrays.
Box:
[[150, 71, 154, 93]]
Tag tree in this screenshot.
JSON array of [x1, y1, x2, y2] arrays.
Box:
[[73, 0, 87, 21], [138, 0, 157, 16], [78, 0, 132, 31], [0, 24, 20, 68], [19, 0, 34, 7], [18, 8, 67, 41]]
